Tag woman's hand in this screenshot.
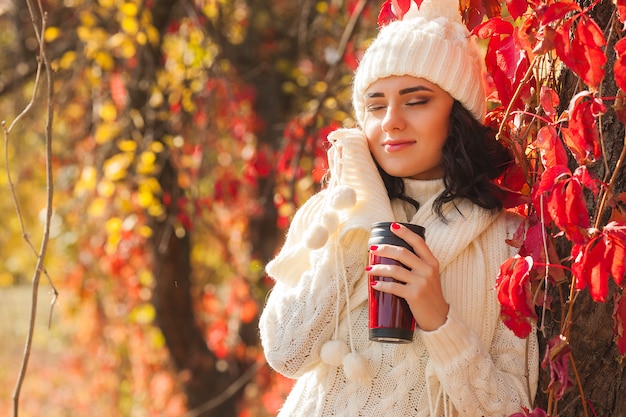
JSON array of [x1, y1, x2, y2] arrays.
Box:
[[367, 222, 449, 331]]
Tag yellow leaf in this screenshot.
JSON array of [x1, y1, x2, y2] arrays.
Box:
[[94, 50, 115, 71], [142, 177, 161, 192], [98, 0, 115, 8], [150, 141, 164, 153], [146, 25, 160, 46], [44, 27, 61, 42], [137, 184, 155, 208], [136, 31, 147, 45], [138, 225, 153, 239], [99, 101, 117, 122], [120, 38, 136, 59], [97, 179, 116, 197], [103, 152, 133, 181], [74, 166, 97, 195], [79, 11, 97, 28], [88, 197, 107, 217], [121, 16, 139, 35], [147, 203, 165, 217], [203, 4, 218, 19], [132, 303, 155, 324], [121, 2, 138, 16], [59, 51, 77, 69], [105, 217, 123, 235], [117, 139, 137, 152], [138, 269, 154, 286], [94, 123, 119, 144]]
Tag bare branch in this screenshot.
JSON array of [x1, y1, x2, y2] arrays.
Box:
[[3, 0, 56, 415]]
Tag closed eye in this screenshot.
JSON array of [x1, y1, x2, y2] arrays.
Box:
[[366, 104, 387, 112], [407, 99, 428, 106]]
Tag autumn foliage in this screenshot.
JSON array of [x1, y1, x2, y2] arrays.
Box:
[[1, 0, 625, 416]]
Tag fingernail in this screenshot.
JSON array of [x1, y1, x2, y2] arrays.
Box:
[[370, 280, 378, 287], [365, 266, 372, 272], [369, 245, 378, 251], [391, 222, 401, 230]]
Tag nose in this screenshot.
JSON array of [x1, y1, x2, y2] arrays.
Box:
[[381, 105, 406, 132]]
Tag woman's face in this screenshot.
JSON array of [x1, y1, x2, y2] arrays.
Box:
[[362, 75, 454, 180]]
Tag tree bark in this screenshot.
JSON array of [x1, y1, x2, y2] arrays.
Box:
[[534, 1, 626, 415], [151, 159, 243, 417]]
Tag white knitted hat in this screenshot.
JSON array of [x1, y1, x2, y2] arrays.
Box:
[[352, 0, 486, 125]]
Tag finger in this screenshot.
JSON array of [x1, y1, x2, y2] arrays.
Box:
[[366, 263, 415, 284], [370, 277, 410, 297], [389, 222, 437, 265]]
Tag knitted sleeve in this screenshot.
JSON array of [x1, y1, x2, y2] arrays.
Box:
[[420, 211, 539, 416], [260, 127, 392, 379], [259, 191, 370, 379], [421, 307, 538, 416]]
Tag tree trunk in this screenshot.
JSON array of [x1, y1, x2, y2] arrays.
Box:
[[151, 159, 243, 417], [534, 1, 626, 415]]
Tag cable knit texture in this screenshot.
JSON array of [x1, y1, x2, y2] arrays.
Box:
[[259, 129, 539, 416]]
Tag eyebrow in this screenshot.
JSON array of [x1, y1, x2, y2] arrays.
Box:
[[365, 85, 434, 98]]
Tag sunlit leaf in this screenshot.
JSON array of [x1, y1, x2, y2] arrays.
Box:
[[132, 303, 156, 324], [614, 37, 626, 92], [121, 2, 138, 16], [121, 16, 139, 35], [44, 26, 61, 42], [495, 255, 537, 338], [103, 152, 133, 181]]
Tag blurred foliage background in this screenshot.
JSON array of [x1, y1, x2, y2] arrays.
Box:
[[0, 0, 377, 415]]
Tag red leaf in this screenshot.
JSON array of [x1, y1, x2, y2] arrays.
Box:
[[535, 125, 568, 168], [539, 85, 560, 119], [613, 292, 626, 356], [474, 17, 514, 38], [541, 335, 573, 400], [495, 255, 537, 338], [573, 165, 600, 197], [555, 15, 607, 89], [532, 165, 569, 221], [378, 0, 397, 26], [547, 176, 590, 245], [614, 37, 626, 92], [572, 223, 626, 302], [538, 1, 580, 25], [565, 91, 605, 164], [519, 222, 567, 283], [506, 0, 528, 20], [377, 0, 422, 26], [509, 408, 549, 417], [609, 192, 626, 223], [482, 23, 531, 109], [584, 236, 609, 302], [605, 222, 626, 286]]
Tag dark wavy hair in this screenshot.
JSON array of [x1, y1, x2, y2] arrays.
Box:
[[377, 100, 513, 221]]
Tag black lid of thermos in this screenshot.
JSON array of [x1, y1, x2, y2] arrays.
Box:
[[368, 222, 425, 252]]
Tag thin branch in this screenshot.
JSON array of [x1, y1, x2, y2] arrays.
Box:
[[594, 128, 626, 229], [6, 0, 56, 415]]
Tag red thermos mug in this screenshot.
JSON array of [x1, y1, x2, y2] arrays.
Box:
[[368, 222, 426, 343]]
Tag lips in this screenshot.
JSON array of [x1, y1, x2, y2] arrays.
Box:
[[383, 139, 415, 152]]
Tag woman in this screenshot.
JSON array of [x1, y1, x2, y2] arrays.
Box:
[[259, 0, 538, 415]]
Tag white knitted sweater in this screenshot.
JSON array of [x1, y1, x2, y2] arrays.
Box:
[[259, 129, 538, 416]]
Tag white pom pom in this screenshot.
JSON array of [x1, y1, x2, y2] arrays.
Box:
[[320, 340, 350, 366], [343, 352, 370, 383], [305, 224, 329, 249], [330, 186, 357, 210], [322, 211, 340, 233]]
